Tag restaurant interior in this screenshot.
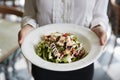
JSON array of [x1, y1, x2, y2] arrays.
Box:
[[0, 0, 120, 80]]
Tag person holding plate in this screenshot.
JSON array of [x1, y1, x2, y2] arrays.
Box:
[[18, 0, 110, 80]]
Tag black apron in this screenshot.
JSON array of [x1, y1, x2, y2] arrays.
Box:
[[32, 63, 94, 80]]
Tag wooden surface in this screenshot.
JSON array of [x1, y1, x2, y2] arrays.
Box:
[[0, 6, 23, 18]]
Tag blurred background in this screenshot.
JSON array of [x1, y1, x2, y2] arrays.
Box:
[[0, 0, 120, 80]]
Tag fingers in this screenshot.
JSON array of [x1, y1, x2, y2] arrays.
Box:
[[99, 31, 107, 46], [18, 25, 35, 47], [91, 26, 107, 46], [18, 31, 23, 47], [18, 31, 21, 46]]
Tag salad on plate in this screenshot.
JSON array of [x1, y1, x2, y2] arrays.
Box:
[[35, 32, 88, 63]]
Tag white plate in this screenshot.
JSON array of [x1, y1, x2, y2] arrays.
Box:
[[21, 24, 102, 71]]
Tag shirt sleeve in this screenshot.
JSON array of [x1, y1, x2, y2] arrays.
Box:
[[90, 0, 109, 31], [21, 0, 38, 28]]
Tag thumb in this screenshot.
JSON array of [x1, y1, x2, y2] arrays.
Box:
[[18, 25, 35, 47], [99, 33, 107, 46], [18, 31, 24, 47]]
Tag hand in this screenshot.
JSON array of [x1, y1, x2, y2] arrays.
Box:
[[18, 25, 34, 46], [91, 25, 107, 46]]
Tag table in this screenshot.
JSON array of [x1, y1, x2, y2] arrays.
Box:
[[0, 19, 20, 62]]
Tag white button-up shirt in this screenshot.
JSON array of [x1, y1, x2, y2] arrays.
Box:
[[22, 0, 109, 31]]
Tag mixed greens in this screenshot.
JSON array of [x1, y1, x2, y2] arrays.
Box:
[[35, 32, 88, 63]]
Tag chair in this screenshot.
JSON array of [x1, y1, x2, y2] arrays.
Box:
[[0, 6, 23, 62], [0, 5, 23, 19], [0, 5, 23, 79], [0, 0, 16, 7]]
